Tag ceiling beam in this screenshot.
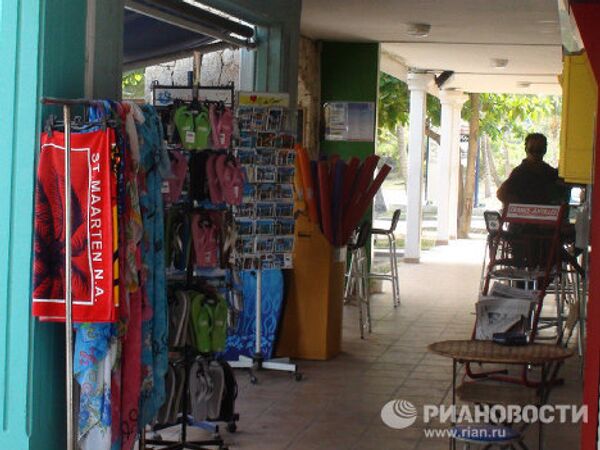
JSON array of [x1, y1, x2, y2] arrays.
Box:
[[125, 0, 256, 49]]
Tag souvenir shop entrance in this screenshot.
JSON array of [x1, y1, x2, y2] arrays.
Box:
[[0, 1, 302, 449]]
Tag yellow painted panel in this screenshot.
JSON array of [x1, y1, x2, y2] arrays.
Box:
[[559, 52, 598, 184]]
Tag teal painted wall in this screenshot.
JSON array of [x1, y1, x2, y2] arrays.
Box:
[[0, 0, 101, 448], [320, 42, 380, 160], [0, 1, 44, 448]]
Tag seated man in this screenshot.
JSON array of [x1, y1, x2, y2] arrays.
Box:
[[497, 133, 566, 206], [496, 133, 568, 268]]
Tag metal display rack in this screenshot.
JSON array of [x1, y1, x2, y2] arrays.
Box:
[[40, 96, 96, 450], [144, 83, 238, 449], [151, 81, 235, 108]]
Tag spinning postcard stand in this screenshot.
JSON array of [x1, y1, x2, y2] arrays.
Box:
[[229, 92, 301, 382]]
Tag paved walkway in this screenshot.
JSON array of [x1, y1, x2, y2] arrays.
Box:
[[185, 239, 582, 449]]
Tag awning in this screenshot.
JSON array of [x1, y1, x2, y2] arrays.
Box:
[[123, 0, 255, 70]]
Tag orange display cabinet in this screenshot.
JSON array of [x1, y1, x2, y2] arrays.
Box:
[[276, 216, 346, 360]]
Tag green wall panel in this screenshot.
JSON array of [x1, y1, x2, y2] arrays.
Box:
[[320, 42, 380, 159], [320, 42, 380, 258]]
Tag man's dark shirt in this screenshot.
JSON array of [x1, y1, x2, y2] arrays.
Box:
[[497, 158, 563, 205]]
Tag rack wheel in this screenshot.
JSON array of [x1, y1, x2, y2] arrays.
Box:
[[294, 372, 303, 382], [250, 375, 258, 384], [227, 422, 237, 433]]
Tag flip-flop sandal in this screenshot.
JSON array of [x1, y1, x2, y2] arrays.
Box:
[[207, 361, 225, 420], [189, 359, 209, 423], [168, 293, 179, 348], [172, 363, 187, 423], [174, 290, 190, 347], [158, 365, 176, 424], [190, 292, 212, 353], [211, 296, 229, 352]]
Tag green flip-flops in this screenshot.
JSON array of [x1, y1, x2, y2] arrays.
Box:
[[211, 296, 229, 352], [190, 292, 212, 353]]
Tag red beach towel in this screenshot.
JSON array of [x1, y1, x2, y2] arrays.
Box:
[[32, 129, 116, 322]]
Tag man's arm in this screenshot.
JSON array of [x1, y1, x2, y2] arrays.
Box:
[[497, 175, 519, 205]]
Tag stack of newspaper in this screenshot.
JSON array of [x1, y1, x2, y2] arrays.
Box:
[[475, 283, 539, 340]]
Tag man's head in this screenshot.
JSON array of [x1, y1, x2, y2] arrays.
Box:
[[525, 133, 547, 160]]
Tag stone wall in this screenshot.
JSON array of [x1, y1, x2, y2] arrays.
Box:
[[297, 36, 321, 157], [200, 48, 240, 86], [143, 49, 240, 101]]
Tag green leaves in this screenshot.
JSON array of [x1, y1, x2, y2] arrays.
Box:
[[477, 94, 561, 143], [378, 73, 410, 129], [122, 70, 145, 99], [378, 72, 440, 129]]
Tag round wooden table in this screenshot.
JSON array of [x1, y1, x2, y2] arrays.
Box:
[[428, 339, 574, 365], [428, 340, 574, 450]]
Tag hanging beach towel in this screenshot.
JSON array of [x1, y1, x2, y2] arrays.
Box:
[[222, 269, 284, 361], [32, 129, 116, 322]]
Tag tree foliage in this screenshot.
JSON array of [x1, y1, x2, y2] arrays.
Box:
[[377, 72, 562, 207], [378, 72, 441, 130], [464, 94, 561, 143], [122, 70, 145, 99]]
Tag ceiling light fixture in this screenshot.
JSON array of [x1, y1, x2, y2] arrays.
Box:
[[518, 81, 531, 88], [406, 23, 431, 38], [490, 58, 509, 69]]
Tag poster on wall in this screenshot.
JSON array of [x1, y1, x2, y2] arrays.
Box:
[[323, 101, 375, 142], [234, 92, 296, 270]]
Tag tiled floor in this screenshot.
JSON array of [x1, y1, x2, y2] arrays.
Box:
[[182, 239, 583, 449]]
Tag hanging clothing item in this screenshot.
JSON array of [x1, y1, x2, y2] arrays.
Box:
[[75, 323, 114, 450], [32, 129, 116, 322], [138, 105, 170, 429]]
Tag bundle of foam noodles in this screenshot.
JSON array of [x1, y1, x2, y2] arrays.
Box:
[[295, 145, 391, 247]]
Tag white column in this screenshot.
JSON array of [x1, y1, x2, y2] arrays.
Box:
[[436, 90, 467, 244], [405, 72, 434, 263]]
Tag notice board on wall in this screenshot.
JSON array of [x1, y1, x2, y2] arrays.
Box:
[[323, 101, 375, 142]]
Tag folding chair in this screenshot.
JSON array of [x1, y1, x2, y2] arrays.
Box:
[[344, 222, 372, 338], [468, 203, 566, 386]]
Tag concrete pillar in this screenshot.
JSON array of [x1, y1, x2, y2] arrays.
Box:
[[405, 72, 434, 263], [436, 89, 467, 244], [448, 97, 467, 239]]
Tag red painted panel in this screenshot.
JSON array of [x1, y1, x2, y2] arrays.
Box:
[[572, 4, 600, 449]]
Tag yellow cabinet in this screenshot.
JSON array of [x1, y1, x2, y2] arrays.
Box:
[[559, 52, 598, 184]]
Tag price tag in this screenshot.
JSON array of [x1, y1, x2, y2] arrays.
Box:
[[185, 130, 196, 144]]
